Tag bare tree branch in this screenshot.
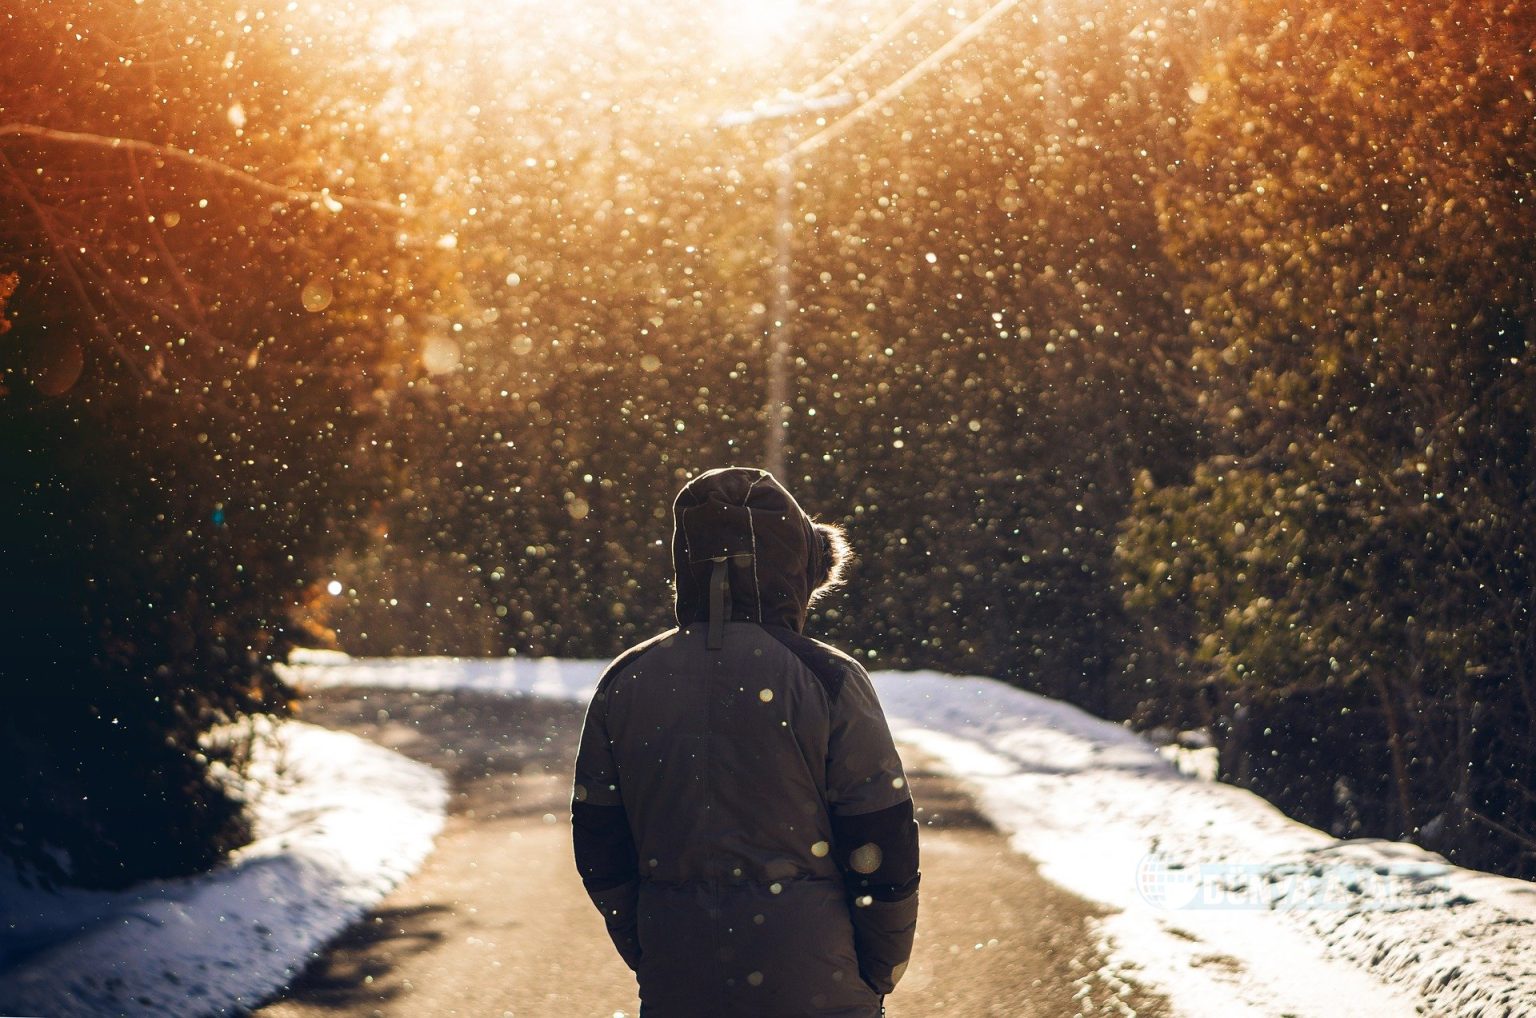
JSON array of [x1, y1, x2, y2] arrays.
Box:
[[127, 145, 209, 325], [6, 168, 214, 359], [0, 122, 408, 218], [1466, 806, 1536, 853], [0, 149, 154, 390], [4, 151, 239, 421]]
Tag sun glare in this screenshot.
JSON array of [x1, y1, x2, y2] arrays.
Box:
[[711, 0, 805, 60]]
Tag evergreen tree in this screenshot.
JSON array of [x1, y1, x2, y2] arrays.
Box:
[[0, 0, 453, 885], [1122, 0, 1536, 875]]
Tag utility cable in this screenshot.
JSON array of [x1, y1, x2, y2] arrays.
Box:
[[797, 0, 944, 100], [786, 0, 1024, 160]]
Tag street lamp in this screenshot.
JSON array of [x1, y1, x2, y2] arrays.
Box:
[[715, 91, 852, 479]]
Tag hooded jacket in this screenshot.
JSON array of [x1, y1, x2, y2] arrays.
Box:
[[572, 467, 920, 1017]]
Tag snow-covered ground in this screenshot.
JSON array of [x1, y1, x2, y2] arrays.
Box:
[[0, 717, 446, 1018], [875, 673, 1536, 1018], [284, 652, 1536, 1018], [6, 652, 1534, 1017]]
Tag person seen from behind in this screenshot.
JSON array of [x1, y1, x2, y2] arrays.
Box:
[[572, 466, 920, 1016]]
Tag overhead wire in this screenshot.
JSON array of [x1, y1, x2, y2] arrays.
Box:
[[786, 0, 1025, 161], [796, 0, 945, 101]]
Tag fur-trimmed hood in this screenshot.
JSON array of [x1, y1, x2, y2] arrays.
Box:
[[671, 466, 848, 636]]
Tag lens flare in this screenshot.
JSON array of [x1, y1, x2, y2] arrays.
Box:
[[710, 0, 804, 60]]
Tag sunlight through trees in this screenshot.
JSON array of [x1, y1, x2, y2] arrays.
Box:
[[4, 0, 1533, 884]]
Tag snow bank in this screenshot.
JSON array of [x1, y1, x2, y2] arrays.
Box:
[[0, 720, 446, 1018], [280, 647, 604, 702], [277, 652, 1536, 1017], [282, 652, 1536, 1016], [874, 670, 1536, 1018], [38, 651, 1517, 1018]]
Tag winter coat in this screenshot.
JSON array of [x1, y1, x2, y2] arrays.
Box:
[[572, 467, 920, 1017]]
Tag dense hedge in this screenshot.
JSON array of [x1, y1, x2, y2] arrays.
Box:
[[314, 1, 1210, 729], [322, 0, 1536, 880], [0, 1, 451, 886], [9, 0, 1534, 886], [1119, 0, 1536, 877]]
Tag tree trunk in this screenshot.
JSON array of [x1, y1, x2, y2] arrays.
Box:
[[1367, 668, 1416, 837]]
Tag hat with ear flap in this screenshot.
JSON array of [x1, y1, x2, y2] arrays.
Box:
[[671, 467, 851, 643]]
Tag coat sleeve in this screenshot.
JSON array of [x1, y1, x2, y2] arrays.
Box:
[[825, 661, 920, 995], [572, 678, 642, 971]]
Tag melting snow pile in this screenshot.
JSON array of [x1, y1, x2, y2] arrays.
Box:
[[278, 647, 606, 702], [291, 652, 1536, 1018], [875, 671, 1536, 1018], [12, 651, 1530, 1018], [0, 719, 446, 1018]]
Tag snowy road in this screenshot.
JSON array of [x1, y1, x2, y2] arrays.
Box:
[[12, 654, 1531, 1016], [256, 687, 1170, 1018], [271, 654, 1536, 1018]]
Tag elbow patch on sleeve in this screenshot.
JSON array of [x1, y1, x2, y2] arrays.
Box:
[[572, 801, 639, 893], [831, 797, 920, 902], [816, 653, 910, 817]]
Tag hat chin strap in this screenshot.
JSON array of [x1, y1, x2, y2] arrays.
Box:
[[707, 556, 730, 650]]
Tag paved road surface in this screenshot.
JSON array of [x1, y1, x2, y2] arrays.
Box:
[[257, 689, 1167, 1018]]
